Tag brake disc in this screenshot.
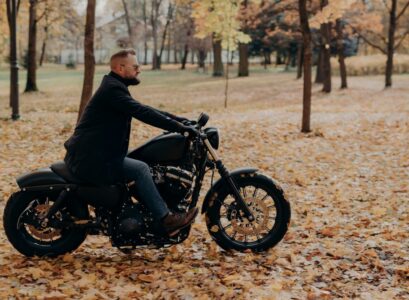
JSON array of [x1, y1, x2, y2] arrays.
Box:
[[26, 204, 61, 241], [231, 197, 270, 236]]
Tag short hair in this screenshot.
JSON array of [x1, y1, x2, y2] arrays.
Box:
[[110, 48, 136, 62]]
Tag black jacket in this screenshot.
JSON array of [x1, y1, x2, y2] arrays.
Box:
[[64, 72, 182, 185]]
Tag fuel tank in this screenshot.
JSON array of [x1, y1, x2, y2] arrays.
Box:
[[127, 133, 188, 164]]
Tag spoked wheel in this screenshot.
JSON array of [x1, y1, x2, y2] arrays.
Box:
[[3, 191, 89, 257], [206, 174, 290, 252]]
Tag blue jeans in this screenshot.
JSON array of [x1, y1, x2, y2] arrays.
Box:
[[122, 157, 170, 220]]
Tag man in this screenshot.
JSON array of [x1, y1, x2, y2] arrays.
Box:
[[64, 49, 197, 236]]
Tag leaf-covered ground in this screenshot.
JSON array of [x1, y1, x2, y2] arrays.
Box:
[[0, 67, 408, 299]]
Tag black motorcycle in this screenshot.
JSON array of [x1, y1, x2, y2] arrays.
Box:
[[3, 113, 291, 257]]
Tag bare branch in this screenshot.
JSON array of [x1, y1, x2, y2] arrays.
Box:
[[359, 33, 387, 53], [396, 1, 409, 21], [36, 10, 47, 22], [382, 0, 391, 13], [394, 30, 409, 50]]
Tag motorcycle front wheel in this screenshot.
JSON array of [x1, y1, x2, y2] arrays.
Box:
[[3, 191, 89, 257], [205, 173, 291, 252]]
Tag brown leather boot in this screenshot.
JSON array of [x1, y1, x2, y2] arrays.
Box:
[[162, 207, 198, 236]]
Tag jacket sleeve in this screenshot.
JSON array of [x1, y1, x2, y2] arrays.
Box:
[[149, 107, 187, 122], [106, 85, 182, 132]]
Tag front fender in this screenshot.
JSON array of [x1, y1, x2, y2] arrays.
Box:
[[201, 167, 258, 214]]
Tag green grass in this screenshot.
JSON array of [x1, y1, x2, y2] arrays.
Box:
[[0, 63, 283, 95]]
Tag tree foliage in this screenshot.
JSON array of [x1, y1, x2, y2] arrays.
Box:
[[192, 0, 251, 50]]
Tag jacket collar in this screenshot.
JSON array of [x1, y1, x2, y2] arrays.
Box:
[[108, 71, 140, 87], [108, 71, 128, 86]]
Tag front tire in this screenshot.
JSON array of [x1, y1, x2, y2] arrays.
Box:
[[206, 173, 290, 252], [3, 191, 89, 257]]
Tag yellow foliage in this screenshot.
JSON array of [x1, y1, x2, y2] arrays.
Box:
[[192, 0, 251, 50]]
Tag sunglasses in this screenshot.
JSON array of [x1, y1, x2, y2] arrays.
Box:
[[120, 64, 140, 71]]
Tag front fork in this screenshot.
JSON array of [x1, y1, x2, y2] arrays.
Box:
[[203, 138, 255, 222]]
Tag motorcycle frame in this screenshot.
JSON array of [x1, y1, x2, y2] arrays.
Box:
[[188, 134, 255, 222]]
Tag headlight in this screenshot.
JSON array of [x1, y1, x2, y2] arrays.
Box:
[[205, 127, 219, 150]]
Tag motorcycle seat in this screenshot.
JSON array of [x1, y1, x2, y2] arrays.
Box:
[[50, 161, 88, 185]]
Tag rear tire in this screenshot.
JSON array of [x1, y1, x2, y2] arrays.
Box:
[[206, 173, 290, 252], [3, 191, 89, 257]]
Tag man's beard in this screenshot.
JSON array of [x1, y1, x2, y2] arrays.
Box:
[[123, 76, 140, 86]]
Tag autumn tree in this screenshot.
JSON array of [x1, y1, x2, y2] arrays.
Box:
[[336, 19, 348, 89], [25, 0, 40, 92], [237, 0, 252, 77], [299, 0, 312, 133], [157, 2, 174, 69], [348, 0, 409, 88], [120, 0, 135, 48], [310, 0, 359, 89], [318, 0, 331, 93], [78, 0, 96, 122], [142, 0, 149, 65], [36, 0, 73, 66], [192, 0, 251, 77], [6, 0, 21, 120], [150, 0, 163, 70]]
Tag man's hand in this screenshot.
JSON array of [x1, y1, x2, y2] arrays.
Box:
[[181, 119, 197, 126], [180, 124, 199, 138]]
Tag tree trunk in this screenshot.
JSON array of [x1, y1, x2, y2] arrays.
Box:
[[39, 5, 49, 67], [238, 43, 249, 77], [336, 19, 347, 89], [181, 28, 191, 70], [121, 0, 134, 48], [158, 3, 173, 69], [198, 50, 206, 68], [299, 0, 312, 133], [285, 49, 291, 71], [39, 38, 46, 66], [385, 0, 397, 88], [6, 0, 20, 119], [315, 48, 324, 83], [151, 0, 161, 70], [212, 38, 223, 76], [77, 0, 96, 123], [320, 0, 331, 93], [181, 44, 189, 70], [276, 51, 283, 65], [266, 53, 271, 64], [174, 45, 179, 63], [142, 0, 148, 65], [25, 0, 38, 92], [191, 50, 195, 64], [166, 26, 171, 63], [321, 22, 332, 93], [39, 23, 49, 67], [297, 43, 303, 79]]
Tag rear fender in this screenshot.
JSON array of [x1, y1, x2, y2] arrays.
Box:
[[201, 167, 258, 214], [17, 168, 66, 188]]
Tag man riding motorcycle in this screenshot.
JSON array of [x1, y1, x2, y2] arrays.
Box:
[[64, 48, 198, 236]]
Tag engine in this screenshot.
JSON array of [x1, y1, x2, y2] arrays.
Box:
[[152, 166, 194, 212], [112, 166, 194, 247]]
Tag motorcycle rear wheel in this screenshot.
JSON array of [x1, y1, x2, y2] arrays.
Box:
[[3, 191, 89, 257], [205, 173, 290, 252]]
